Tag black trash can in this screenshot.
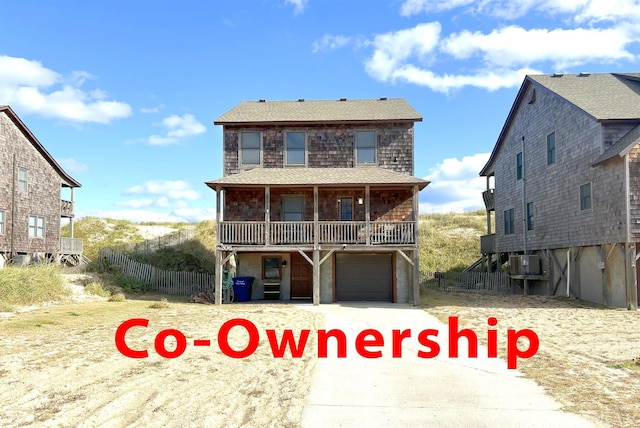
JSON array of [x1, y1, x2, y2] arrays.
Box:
[[232, 276, 254, 302]]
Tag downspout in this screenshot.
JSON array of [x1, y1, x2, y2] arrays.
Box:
[[10, 154, 16, 258]]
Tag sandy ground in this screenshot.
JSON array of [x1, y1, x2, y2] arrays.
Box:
[[0, 275, 324, 428], [422, 287, 640, 428], [134, 225, 178, 240]]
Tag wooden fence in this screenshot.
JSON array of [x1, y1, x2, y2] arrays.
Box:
[[109, 227, 197, 254], [422, 271, 512, 295], [99, 247, 214, 296]]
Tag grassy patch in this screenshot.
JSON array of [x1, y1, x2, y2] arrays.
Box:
[[84, 282, 111, 297], [148, 301, 169, 309], [607, 359, 640, 370], [0, 264, 70, 310], [419, 210, 487, 274], [61, 217, 145, 261]]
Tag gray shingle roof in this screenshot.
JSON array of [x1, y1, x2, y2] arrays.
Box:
[[528, 73, 640, 120], [205, 167, 429, 189], [214, 98, 422, 124]]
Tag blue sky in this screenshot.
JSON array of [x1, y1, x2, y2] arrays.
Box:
[[2, 0, 640, 222]]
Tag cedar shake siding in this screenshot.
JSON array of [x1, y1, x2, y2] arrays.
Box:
[[223, 123, 415, 175], [207, 98, 427, 305], [0, 106, 81, 257]]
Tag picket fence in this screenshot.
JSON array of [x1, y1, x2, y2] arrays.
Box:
[[99, 247, 214, 296], [109, 227, 197, 255], [422, 271, 512, 295]]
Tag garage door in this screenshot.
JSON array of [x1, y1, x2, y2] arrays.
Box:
[[335, 253, 392, 301]]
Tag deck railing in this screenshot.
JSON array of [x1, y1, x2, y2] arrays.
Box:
[[219, 221, 415, 245], [60, 199, 74, 217], [482, 189, 495, 211], [481, 234, 496, 253], [60, 237, 83, 254]]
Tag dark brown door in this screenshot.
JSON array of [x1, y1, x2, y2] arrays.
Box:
[[290, 252, 312, 299]]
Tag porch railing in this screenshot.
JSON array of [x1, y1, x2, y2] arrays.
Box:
[[219, 221, 415, 245], [61, 199, 74, 217], [60, 237, 83, 254], [482, 189, 495, 211], [270, 221, 314, 244]]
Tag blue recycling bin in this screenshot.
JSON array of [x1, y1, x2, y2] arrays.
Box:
[[232, 276, 254, 302]]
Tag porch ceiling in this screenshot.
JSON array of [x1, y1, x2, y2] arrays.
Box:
[[205, 167, 429, 190]]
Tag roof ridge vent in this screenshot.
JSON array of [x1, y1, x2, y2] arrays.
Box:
[[298, 98, 305, 102], [339, 97, 347, 101], [258, 99, 266, 102], [551, 73, 563, 77], [578, 72, 590, 77]]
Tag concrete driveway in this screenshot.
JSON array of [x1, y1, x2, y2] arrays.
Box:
[[298, 303, 599, 428]]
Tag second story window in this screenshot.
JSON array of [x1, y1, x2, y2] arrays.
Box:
[[18, 168, 28, 193], [28, 215, 45, 238], [516, 152, 523, 180], [240, 132, 261, 166], [0, 210, 5, 235], [547, 132, 556, 165], [580, 183, 592, 211], [527, 202, 534, 231], [356, 131, 376, 165], [285, 132, 306, 166], [504, 208, 514, 235]]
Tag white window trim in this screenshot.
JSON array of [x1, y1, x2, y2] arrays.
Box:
[[546, 132, 556, 166], [28, 214, 46, 239], [239, 131, 262, 168], [0, 209, 5, 235], [355, 130, 377, 166], [18, 167, 28, 194], [503, 207, 515, 235], [284, 131, 307, 167], [579, 182, 592, 212]]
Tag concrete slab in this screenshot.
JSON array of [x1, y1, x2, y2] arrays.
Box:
[[298, 303, 601, 427]]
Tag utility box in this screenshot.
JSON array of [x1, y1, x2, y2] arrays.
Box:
[[509, 255, 541, 275]]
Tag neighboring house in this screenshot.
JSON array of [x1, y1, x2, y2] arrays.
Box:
[[0, 105, 83, 265], [206, 98, 428, 304], [479, 73, 640, 309]]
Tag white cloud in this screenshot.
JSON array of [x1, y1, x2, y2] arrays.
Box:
[[0, 55, 132, 124], [58, 158, 88, 174], [122, 180, 201, 200], [141, 105, 163, 113], [420, 153, 490, 213], [399, 0, 640, 21], [145, 113, 206, 145], [312, 35, 351, 53], [365, 23, 442, 82], [285, 0, 308, 14], [442, 26, 635, 69]]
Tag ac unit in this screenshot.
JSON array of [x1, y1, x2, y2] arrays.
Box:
[[509, 255, 540, 275]]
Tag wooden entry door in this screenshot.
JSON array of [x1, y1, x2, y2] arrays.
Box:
[[290, 252, 312, 299]]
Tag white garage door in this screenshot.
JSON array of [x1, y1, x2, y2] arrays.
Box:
[[335, 253, 392, 301]]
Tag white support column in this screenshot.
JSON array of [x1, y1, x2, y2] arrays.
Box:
[[314, 186, 319, 247], [313, 248, 320, 305], [365, 185, 370, 246], [216, 186, 221, 244], [265, 186, 270, 246], [215, 248, 222, 305], [70, 187, 75, 238], [413, 185, 420, 306]]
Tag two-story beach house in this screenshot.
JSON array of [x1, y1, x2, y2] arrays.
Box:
[[206, 98, 428, 304], [0, 105, 83, 265], [480, 73, 640, 309]]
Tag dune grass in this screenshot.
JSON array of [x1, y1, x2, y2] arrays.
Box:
[[0, 264, 70, 311]]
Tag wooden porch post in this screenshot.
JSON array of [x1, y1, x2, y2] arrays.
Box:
[[626, 243, 638, 310], [215, 186, 222, 305], [313, 248, 320, 305], [314, 186, 319, 247], [70, 187, 75, 238], [413, 185, 420, 306], [265, 186, 270, 246], [365, 185, 370, 246]]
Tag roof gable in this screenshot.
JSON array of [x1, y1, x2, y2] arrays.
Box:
[[480, 72, 640, 176], [0, 105, 81, 187], [214, 98, 423, 125]]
